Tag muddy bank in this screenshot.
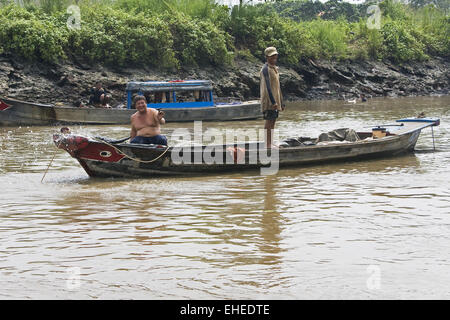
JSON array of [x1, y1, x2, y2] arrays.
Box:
[[0, 54, 448, 106]]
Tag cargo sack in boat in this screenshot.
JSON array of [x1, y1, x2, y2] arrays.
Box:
[[280, 137, 316, 147], [315, 128, 360, 144]]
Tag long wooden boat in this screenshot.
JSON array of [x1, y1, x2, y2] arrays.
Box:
[[52, 117, 440, 178], [0, 80, 260, 126]]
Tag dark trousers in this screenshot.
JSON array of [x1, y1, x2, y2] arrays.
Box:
[[130, 135, 167, 145]]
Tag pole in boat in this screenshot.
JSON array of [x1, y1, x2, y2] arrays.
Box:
[[41, 127, 70, 183], [431, 126, 436, 152], [41, 144, 60, 183], [416, 111, 436, 151]]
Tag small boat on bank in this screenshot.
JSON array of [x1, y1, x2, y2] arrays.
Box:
[[0, 80, 260, 126], [53, 117, 440, 178]]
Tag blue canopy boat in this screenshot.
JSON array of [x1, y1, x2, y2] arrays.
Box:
[[0, 80, 261, 126], [126, 80, 216, 109]]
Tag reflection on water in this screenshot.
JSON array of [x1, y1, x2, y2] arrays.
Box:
[[0, 96, 449, 299]]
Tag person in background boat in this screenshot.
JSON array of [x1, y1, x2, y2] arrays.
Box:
[[361, 94, 367, 102], [144, 93, 152, 105], [194, 91, 208, 102], [165, 91, 171, 103], [143, 92, 168, 104], [130, 95, 167, 146], [154, 91, 167, 103], [89, 82, 112, 108], [260, 46, 285, 149], [194, 90, 202, 102], [60, 127, 71, 134]]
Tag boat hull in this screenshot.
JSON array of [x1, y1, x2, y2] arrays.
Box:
[[79, 133, 418, 178], [54, 118, 437, 178], [0, 97, 261, 126], [0, 98, 55, 126]]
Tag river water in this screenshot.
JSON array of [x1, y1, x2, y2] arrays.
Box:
[[0, 96, 449, 299]]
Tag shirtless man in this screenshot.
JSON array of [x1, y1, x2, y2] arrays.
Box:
[[130, 95, 167, 145]]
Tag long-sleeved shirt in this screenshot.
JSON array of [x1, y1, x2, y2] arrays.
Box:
[[260, 63, 283, 112]]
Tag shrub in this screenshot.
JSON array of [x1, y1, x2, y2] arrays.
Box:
[[348, 18, 384, 60], [277, 20, 321, 63], [224, 5, 315, 63], [0, 0, 447, 67], [163, 12, 233, 66], [381, 19, 428, 62], [307, 18, 349, 60], [66, 6, 177, 68], [412, 5, 450, 56], [0, 5, 67, 63]]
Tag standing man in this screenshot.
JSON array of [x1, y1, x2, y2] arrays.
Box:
[[130, 95, 167, 145], [260, 46, 284, 149]]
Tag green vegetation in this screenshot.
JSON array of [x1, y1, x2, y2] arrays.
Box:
[[0, 0, 448, 68]]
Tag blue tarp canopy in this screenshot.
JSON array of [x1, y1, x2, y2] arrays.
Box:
[[126, 80, 213, 92]]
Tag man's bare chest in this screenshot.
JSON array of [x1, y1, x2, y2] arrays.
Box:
[[134, 114, 157, 129]]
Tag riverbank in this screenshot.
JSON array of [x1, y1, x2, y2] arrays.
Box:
[[0, 55, 448, 106], [0, 0, 448, 105]]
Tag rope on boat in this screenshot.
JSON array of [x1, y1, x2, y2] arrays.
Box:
[[93, 137, 171, 164]]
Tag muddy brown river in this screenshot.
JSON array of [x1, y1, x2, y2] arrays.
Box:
[[1, 96, 449, 299]]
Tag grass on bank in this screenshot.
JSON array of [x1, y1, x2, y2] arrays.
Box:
[[0, 0, 448, 68]]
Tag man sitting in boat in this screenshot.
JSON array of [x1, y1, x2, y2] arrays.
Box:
[[89, 81, 112, 108], [130, 95, 167, 145]]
